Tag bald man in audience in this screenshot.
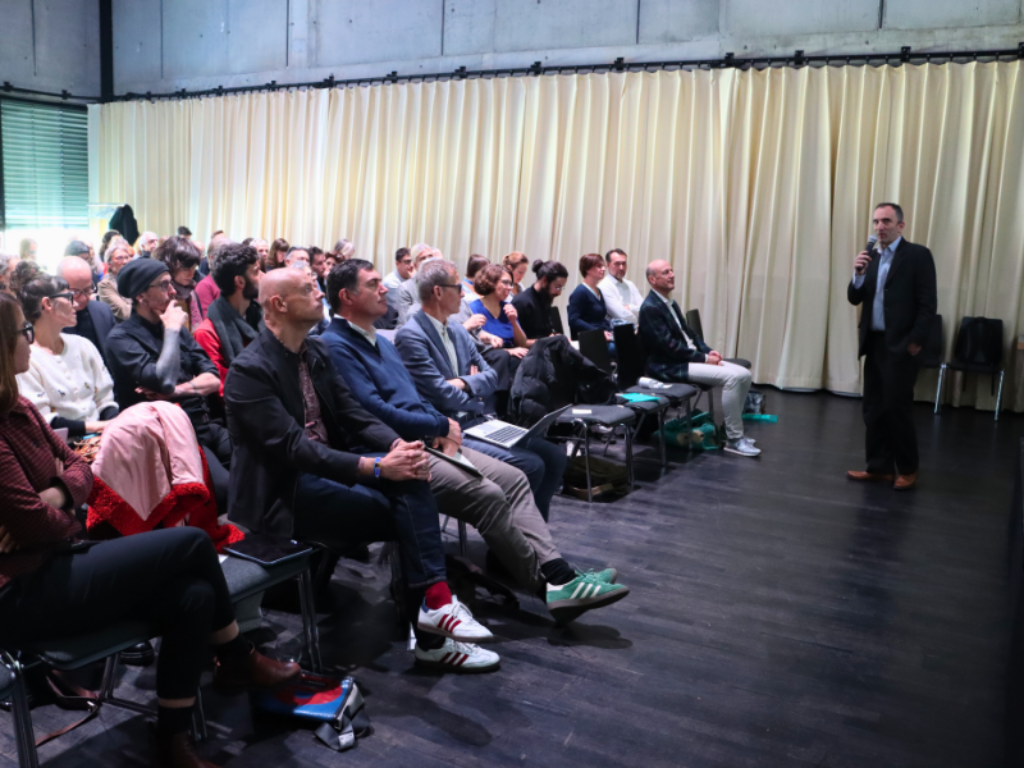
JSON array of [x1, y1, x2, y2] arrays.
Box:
[[223, 268, 500, 672], [58, 256, 117, 368]]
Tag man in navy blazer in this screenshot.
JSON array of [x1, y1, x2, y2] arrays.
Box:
[[847, 203, 937, 490], [639, 260, 759, 457], [320, 260, 628, 621], [395, 259, 568, 521], [57, 257, 117, 368]]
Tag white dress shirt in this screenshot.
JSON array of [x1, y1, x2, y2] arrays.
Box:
[[851, 236, 901, 331], [599, 274, 644, 326]]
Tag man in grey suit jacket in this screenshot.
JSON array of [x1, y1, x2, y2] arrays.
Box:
[[395, 260, 568, 522]]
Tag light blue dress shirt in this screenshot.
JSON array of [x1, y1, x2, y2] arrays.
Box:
[[852, 236, 901, 331]]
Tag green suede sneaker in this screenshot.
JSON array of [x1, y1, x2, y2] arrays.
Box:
[[547, 572, 629, 625], [585, 568, 618, 584]]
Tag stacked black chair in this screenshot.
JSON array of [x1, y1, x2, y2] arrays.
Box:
[[917, 313, 944, 413], [549, 305, 565, 336], [937, 316, 1005, 421]]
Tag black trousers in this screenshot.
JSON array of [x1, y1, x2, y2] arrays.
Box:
[[863, 331, 921, 475], [196, 421, 231, 512], [0, 528, 234, 700]]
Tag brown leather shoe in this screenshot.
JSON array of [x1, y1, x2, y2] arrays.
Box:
[[894, 473, 918, 490], [847, 470, 895, 482], [212, 648, 301, 694], [154, 731, 220, 768]]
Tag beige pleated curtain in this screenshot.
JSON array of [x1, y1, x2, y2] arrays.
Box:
[[91, 62, 1024, 409]]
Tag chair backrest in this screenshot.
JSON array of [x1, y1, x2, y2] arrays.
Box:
[[613, 324, 646, 389], [549, 305, 564, 336], [578, 328, 613, 373], [919, 313, 943, 369], [953, 316, 1003, 368], [685, 308, 704, 342]]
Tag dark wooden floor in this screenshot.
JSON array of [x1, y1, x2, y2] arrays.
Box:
[[2, 391, 1018, 768]]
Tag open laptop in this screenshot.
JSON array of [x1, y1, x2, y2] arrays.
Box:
[[464, 405, 571, 449]]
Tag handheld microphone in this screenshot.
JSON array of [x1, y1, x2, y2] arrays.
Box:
[[864, 234, 878, 253]]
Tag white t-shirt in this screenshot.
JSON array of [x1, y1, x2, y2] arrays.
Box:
[[16, 333, 117, 424]]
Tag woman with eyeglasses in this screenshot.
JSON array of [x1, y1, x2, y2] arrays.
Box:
[[97, 240, 134, 321], [16, 275, 119, 438], [0, 291, 301, 768], [469, 264, 529, 359]]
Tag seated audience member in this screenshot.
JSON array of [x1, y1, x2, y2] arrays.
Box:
[[567, 253, 613, 342], [503, 252, 529, 295], [106, 259, 234, 501], [65, 240, 101, 285], [266, 237, 289, 270], [16, 275, 118, 437], [9, 260, 44, 299], [177, 225, 192, 238], [0, 253, 19, 295], [309, 247, 328, 293], [332, 238, 355, 262], [197, 231, 227, 278], [462, 254, 489, 301], [136, 231, 160, 259], [283, 246, 310, 268], [99, 230, 122, 260], [19, 238, 37, 262], [58, 256, 117, 368], [97, 240, 134, 321], [323, 251, 337, 274], [0, 294, 300, 768], [512, 259, 569, 340], [194, 242, 264, 397], [383, 247, 414, 315], [155, 236, 206, 331], [396, 260, 568, 521], [640, 259, 758, 457], [396, 243, 439, 326], [469, 264, 529, 358], [599, 248, 643, 327], [195, 242, 225, 317], [246, 237, 270, 271], [224, 268, 499, 671], [322, 260, 629, 620]]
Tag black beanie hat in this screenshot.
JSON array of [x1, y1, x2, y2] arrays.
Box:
[[117, 258, 169, 299]]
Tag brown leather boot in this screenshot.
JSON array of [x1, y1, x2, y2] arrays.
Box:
[[154, 731, 219, 768], [894, 472, 918, 490], [212, 648, 301, 694], [847, 470, 895, 482]]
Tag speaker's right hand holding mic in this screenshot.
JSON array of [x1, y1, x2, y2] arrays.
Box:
[[854, 251, 872, 275]]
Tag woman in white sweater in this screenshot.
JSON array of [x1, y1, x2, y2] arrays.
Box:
[[16, 273, 119, 438]]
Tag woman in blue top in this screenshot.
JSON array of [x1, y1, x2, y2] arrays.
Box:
[[567, 253, 613, 341], [469, 264, 529, 359]]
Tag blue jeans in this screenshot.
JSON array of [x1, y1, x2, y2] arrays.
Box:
[[293, 466, 446, 591], [464, 436, 567, 522]]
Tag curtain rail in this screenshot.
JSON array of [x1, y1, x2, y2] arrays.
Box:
[[5, 42, 1024, 105]]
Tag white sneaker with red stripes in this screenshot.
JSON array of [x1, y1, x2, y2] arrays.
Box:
[[414, 638, 500, 673], [417, 596, 494, 642]]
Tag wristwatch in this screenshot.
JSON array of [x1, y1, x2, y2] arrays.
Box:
[[373, 457, 382, 479]]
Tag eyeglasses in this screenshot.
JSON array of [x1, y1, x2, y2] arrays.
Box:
[[148, 278, 174, 292], [500, 280, 514, 286], [47, 292, 74, 302], [69, 288, 92, 299], [18, 322, 34, 344], [437, 283, 462, 291]]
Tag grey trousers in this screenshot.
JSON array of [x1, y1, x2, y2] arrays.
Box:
[[429, 445, 561, 591]]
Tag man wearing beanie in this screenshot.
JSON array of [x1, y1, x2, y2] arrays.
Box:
[[106, 259, 233, 506]]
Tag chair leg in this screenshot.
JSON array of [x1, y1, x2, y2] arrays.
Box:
[[934, 364, 946, 414], [657, 408, 667, 468], [584, 426, 593, 503], [624, 424, 634, 490], [191, 687, 208, 742], [995, 370, 1005, 421], [457, 520, 469, 558], [298, 570, 323, 673], [7, 655, 39, 768]]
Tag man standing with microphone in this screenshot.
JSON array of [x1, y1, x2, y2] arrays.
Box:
[[847, 203, 937, 490]]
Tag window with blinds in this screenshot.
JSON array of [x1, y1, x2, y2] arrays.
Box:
[[0, 100, 88, 231]]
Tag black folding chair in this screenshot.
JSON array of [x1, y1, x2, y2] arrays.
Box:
[[2, 650, 39, 768], [937, 316, 1005, 420], [685, 308, 751, 369], [917, 313, 944, 413], [549, 306, 564, 336]]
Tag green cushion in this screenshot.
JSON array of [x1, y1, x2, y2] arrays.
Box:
[[221, 553, 311, 603], [29, 620, 155, 671]]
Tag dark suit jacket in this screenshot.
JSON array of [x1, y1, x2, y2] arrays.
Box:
[[567, 284, 611, 340], [65, 300, 116, 367], [638, 292, 711, 381], [847, 238, 937, 358], [224, 328, 399, 537]]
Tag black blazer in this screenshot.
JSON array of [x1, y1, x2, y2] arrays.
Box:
[[65, 300, 116, 367], [224, 328, 400, 537], [637, 292, 711, 380], [847, 238, 937, 358]]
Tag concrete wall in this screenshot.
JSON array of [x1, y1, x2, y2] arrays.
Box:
[[111, 0, 1024, 95], [1, 0, 101, 95]]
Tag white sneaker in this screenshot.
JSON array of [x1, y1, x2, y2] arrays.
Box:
[[724, 437, 761, 457], [414, 638, 500, 673], [417, 596, 494, 642]]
